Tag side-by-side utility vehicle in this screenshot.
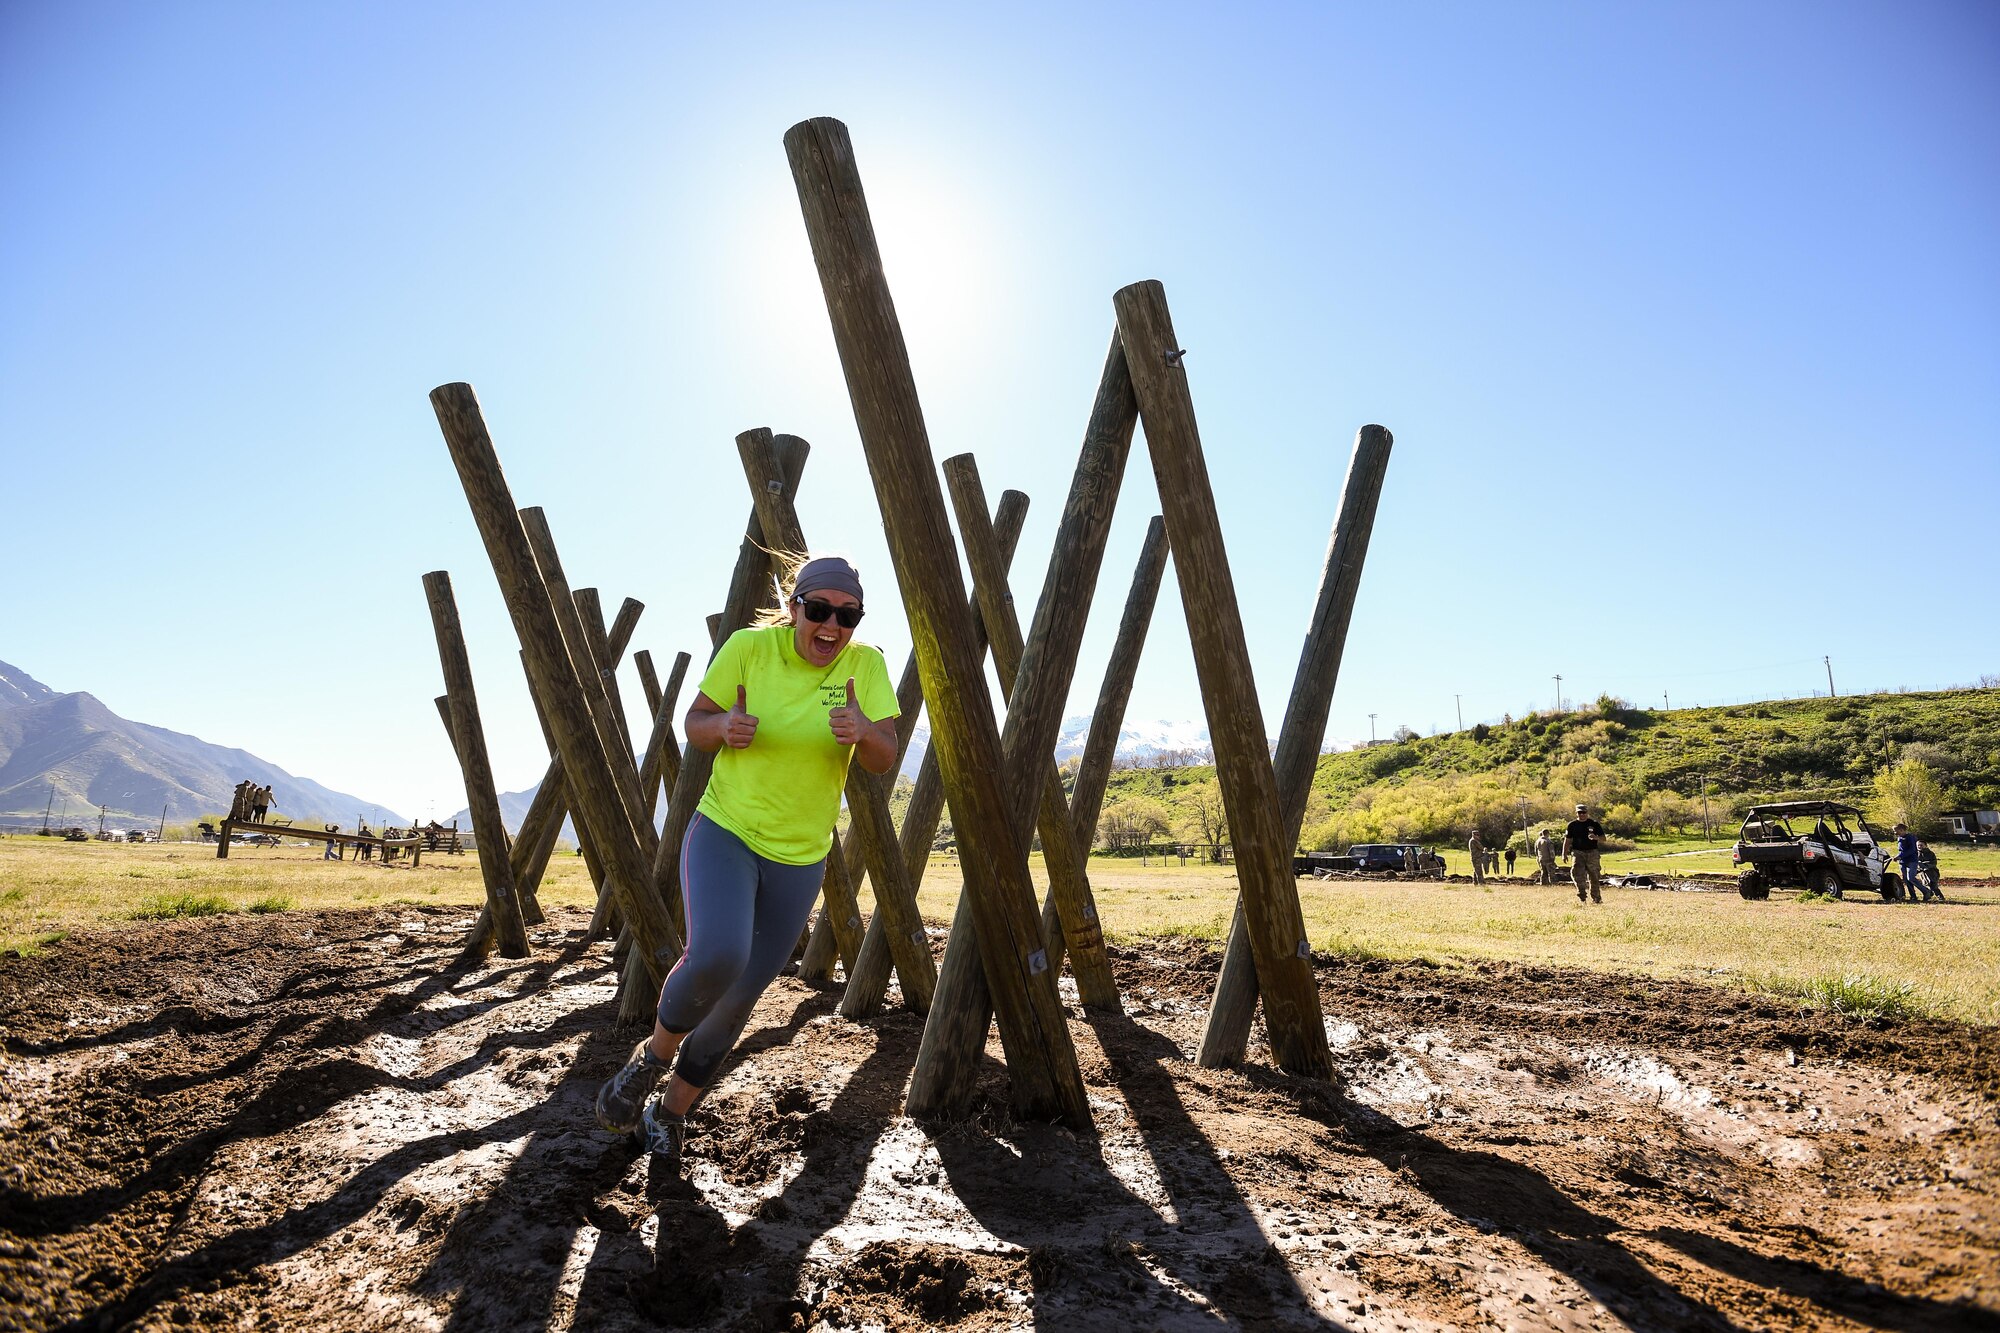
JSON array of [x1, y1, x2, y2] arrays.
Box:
[[1732, 800, 1901, 901]]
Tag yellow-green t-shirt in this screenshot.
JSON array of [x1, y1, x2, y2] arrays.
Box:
[[694, 624, 899, 865]]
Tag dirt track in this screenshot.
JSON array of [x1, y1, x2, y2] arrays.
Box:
[[2, 906, 1995, 1331]]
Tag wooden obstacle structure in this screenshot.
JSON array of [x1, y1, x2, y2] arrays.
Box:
[[214, 819, 423, 862], [419, 115, 1394, 1126]]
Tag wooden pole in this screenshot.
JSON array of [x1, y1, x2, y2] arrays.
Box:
[[511, 598, 644, 909], [575, 588, 636, 764], [423, 571, 533, 957], [467, 612, 646, 951], [832, 489, 1028, 1013], [435, 695, 545, 928], [634, 649, 692, 818], [1112, 281, 1331, 1080], [519, 508, 656, 861], [429, 382, 682, 983], [1069, 516, 1169, 853], [786, 116, 1089, 1128], [1196, 425, 1393, 1067], [941, 455, 1119, 1008], [735, 427, 933, 1014], [904, 337, 1143, 1112]]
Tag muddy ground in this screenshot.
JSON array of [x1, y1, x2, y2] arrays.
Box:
[[2, 907, 1995, 1331]]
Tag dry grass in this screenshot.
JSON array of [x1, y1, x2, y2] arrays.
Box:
[[910, 853, 2000, 1025], [7, 836, 1998, 1024], [0, 836, 602, 956]]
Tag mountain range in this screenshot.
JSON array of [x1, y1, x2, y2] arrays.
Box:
[[0, 659, 407, 828]]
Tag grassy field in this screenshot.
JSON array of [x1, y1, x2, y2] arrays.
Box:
[[6, 834, 1998, 1025]]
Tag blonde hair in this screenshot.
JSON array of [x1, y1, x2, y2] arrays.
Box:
[[751, 549, 813, 628]]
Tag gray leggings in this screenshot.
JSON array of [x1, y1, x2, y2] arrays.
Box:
[[656, 813, 825, 1090]]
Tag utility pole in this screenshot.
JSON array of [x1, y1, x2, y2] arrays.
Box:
[[157, 804, 167, 843], [1697, 772, 1712, 841], [97, 804, 107, 836], [1554, 674, 1563, 713], [1368, 713, 1378, 744], [41, 785, 53, 834], [1824, 656, 1837, 699], [1455, 695, 1463, 731], [1663, 691, 1669, 712]]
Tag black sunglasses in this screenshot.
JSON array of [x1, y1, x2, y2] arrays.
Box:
[[795, 595, 863, 629]]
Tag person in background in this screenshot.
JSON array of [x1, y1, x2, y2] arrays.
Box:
[[1894, 823, 1920, 902], [1916, 840, 1942, 902], [1467, 830, 1486, 884], [1504, 846, 1517, 877], [1564, 803, 1606, 904], [1535, 828, 1558, 884]]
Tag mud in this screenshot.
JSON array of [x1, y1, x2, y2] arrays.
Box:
[[2, 906, 1995, 1331]]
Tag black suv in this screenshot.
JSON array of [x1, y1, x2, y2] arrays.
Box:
[[1732, 800, 1900, 901]]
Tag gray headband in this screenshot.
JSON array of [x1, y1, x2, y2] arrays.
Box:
[[794, 556, 863, 605]]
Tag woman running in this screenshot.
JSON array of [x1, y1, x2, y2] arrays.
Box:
[[595, 554, 898, 1163]]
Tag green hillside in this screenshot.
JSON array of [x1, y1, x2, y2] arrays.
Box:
[[1092, 688, 2000, 851]]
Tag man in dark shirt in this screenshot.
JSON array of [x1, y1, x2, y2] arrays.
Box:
[[1563, 803, 1606, 904]]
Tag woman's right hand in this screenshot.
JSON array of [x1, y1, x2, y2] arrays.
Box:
[[724, 685, 759, 749]]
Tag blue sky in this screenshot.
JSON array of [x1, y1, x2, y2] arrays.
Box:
[[4, 1, 1996, 819]]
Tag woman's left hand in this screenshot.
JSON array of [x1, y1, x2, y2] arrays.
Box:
[[829, 678, 864, 746]]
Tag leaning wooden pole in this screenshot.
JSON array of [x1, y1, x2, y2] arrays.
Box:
[[519, 509, 656, 862], [423, 571, 533, 958], [786, 116, 1089, 1128], [433, 696, 545, 928], [1112, 281, 1331, 1079], [1196, 425, 1393, 1067], [905, 336, 1143, 1113], [575, 588, 636, 765], [735, 427, 935, 1015], [832, 489, 1028, 1013], [430, 382, 682, 985], [942, 455, 1119, 1008], [1068, 517, 1170, 855]]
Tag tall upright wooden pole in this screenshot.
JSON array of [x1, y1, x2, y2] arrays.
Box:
[[786, 116, 1088, 1127], [430, 382, 681, 983], [1196, 425, 1393, 1066], [1112, 281, 1331, 1080], [1069, 516, 1169, 853], [735, 427, 935, 1015]]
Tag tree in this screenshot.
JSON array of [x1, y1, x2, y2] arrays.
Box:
[[1873, 759, 1946, 834], [1176, 779, 1229, 861], [1097, 796, 1171, 851], [1640, 789, 1693, 834]]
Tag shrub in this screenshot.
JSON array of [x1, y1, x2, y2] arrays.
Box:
[[1763, 973, 1926, 1020], [246, 895, 294, 914], [130, 892, 232, 920]]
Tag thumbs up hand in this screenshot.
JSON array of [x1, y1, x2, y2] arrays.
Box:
[[829, 677, 863, 746], [724, 684, 759, 749]]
